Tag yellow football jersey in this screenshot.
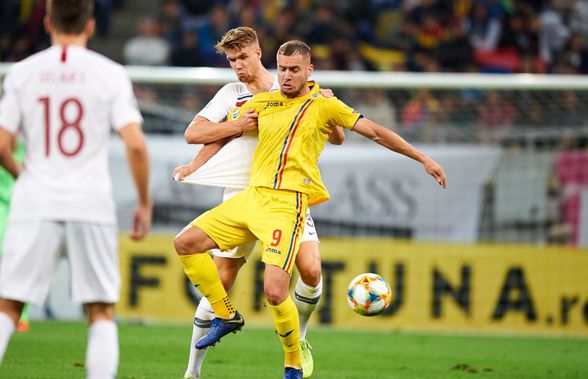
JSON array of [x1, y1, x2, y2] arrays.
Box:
[[231, 81, 361, 205]]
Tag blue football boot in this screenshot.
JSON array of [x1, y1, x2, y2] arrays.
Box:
[[195, 312, 244, 349], [284, 367, 303, 379]]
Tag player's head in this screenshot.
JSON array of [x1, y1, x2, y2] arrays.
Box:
[[45, 0, 95, 38], [215, 26, 262, 84], [277, 40, 313, 98]]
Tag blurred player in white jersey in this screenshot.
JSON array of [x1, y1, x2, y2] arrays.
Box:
[[0, 1, 152, 378], [173, 26, 343, 379]]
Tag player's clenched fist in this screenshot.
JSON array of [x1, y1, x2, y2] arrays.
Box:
[[173, 162, 198, 181]]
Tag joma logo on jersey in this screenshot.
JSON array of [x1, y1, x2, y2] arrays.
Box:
[[263, 101, 284, 110], [265, 247, 281, 255]]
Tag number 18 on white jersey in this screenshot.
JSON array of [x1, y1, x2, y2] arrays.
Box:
[[0, 45, 142, 224]]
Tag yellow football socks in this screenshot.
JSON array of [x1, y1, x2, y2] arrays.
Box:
[[179, 253, 235, 319], [271, 296, 301, 369]]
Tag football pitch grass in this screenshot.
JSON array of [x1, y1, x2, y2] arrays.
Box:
[[2, 321, 587, 378]]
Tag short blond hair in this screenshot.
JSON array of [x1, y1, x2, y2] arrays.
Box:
[[215, 26, 259, 53], [277, 40, 311, 58]]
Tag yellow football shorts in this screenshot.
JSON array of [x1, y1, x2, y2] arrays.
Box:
[[191, 186, 308, 274]]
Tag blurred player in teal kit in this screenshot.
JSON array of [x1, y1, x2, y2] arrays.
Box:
[[0, 139, 28, 332]]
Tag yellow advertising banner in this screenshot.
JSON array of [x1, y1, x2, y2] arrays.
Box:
[[118, 235, 588, 337]]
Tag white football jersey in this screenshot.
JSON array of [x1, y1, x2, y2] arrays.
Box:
[[182, 79, 279, 189], [0, 45, 142, 224]]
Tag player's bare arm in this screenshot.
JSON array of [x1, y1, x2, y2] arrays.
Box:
[[173, 137, 231, 181], [118, 123, 152, 239], [0, 128, 20, 178], [184, 110, 258, 144], [353, 117, 447, 188]]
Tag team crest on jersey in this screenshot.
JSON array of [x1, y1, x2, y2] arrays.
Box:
[[230, 108, 240, 120]]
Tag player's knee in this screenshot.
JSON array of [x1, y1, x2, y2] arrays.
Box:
[[174, 233, 200, 255], [299, 265, 322, 287], [264, 285, 287, 306]]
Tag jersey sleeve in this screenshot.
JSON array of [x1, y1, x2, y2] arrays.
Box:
[[0, 70, 22, 134], [109, 68, 143, 130], [323, 97, 362, 130], [197, 84, 235, 122]]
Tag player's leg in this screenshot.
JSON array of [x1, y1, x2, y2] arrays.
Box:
[[253, 189, 307, 379], [65, 222, 119, 379], [0, 220, 64, 364], [295, 242, 322, 337], [175, 225, 237, 321], [184, 253, 248, 379], [295, 212, 322, 338], [293, 211, 322, 378], [85, 302, 117, 379], [176, 190, 255, 348], [184, 295, 214, 379], [294, 238, 322, 377], [265, 264, 302, 375]]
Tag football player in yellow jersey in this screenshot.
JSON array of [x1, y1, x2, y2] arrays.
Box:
[[174, 27, 341, 379], [174, 40, 446, 379]]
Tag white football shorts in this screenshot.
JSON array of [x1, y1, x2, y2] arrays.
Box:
[[211, 188, 319, 261], [0, 220, 119, 306]]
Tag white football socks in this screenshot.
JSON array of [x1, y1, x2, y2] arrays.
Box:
[[293, 276, 322, 340], [86, 320, 118, 379], [0, 312, 15, 364], [184, 297, 214, 379]]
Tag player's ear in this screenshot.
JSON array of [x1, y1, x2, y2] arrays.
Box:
[[256, 46, 262, 60], [308, 63, 314, 76], [43, 16, 52, 34], [85, 18, 96, 38]]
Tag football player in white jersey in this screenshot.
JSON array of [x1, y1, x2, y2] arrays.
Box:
[[173, 27, 343, 379], [0, 1, 152, 378]]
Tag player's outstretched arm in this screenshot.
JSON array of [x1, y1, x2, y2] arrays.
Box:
[[184, 110, 258, 144], [118, 123, 152, 240], [173, 137, 231, 181], [353, 117, 447, 188], [0, 128, 20, 178]]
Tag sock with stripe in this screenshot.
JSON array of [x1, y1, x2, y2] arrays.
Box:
[[179, 254, 235, 319], [294, 276, 322, 340], [270, 296, 301, 369], [185, 297, 214, 379]]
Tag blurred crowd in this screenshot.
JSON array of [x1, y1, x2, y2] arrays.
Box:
[[3, 0, 588, 75], [122, 0, 588, 74], [119, 0, 588, 141], [0, 0, 119, 61]]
